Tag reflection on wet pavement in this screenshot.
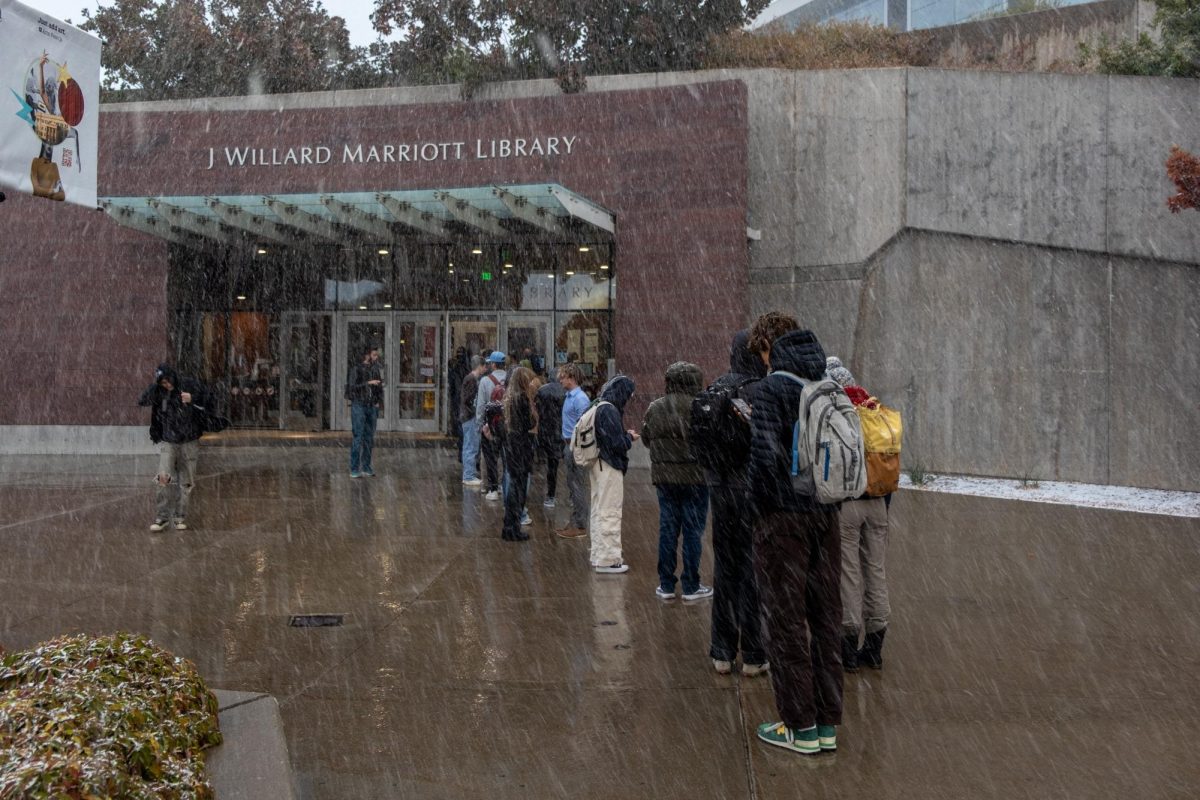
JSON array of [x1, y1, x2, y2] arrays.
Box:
[[2, 449, 1198, 798]]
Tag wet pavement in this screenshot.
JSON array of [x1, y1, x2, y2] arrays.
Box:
[[2, 447, 1198, 799]]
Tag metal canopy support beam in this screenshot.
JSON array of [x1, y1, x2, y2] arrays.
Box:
[[205, 198, 300, 246], [492, 187, 569, 238], [549, 186, 615, 236], [376, 193, 452, 239], [102, 202, 187, 245], [435, 191, 508, 239], [147, 199, 232, 243], [263, 196, 343, 242], [321, 196, 396, 241]]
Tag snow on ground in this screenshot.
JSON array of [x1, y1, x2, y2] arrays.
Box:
[[899, 473, 1200, 519]]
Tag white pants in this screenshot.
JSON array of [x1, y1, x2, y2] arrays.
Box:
[[588, 460, 624, 566]]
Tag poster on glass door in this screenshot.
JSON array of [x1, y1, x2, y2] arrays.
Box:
[[0, 0, 101, 208]]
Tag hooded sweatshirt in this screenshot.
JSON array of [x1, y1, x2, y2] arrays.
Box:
[[706, 329, 769, 485], [748, 330, 830, 515], [138, 364, 207, 444], [595, 375, 635, 473], [641, 362, 705, 485]]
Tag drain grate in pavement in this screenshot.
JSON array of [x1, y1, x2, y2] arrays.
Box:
[[288, 613, 346, 628]]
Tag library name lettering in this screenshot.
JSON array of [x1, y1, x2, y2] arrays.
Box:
[[205, 137, 579, 169]]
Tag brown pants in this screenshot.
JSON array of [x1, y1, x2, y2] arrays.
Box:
[[754, 509, 843, 730]]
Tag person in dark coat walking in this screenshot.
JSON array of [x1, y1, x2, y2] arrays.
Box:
[[642, 361, 711, 601], [535, 376, 566, 508], [747, 312, 844, 756], [501, 366, 538, 542], [138, 364, 213, 531], [706, 330, 770, 677]]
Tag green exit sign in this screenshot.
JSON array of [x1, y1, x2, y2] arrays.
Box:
[[481, 272, 493, 281]]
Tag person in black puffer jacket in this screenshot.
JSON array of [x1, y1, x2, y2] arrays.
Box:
[[535, 377, 566, 508], [138, 364, 213, 532], [707, 330, 770, 677], [501, 366, 539, 542], [746, 313, 845, 757]]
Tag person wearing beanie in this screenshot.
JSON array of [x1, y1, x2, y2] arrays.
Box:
[[826, 355, 892, 674], [138, 363, 214, 531]]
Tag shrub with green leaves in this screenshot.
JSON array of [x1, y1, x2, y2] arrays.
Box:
[[0, 633, 222, 799], [1079, 0, 1200, 77]]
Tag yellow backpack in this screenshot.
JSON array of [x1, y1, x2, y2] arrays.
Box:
[[856, 399, 902, 497]]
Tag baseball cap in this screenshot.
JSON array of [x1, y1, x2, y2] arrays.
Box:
[[487, 351, 507, 364]]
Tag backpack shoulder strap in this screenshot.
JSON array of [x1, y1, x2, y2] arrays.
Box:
[[771, 370, 806, 387]]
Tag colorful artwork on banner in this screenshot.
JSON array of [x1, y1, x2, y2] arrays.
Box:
[[0, 0, 101, 207]]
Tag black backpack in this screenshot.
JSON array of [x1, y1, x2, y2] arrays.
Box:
[[689, 377, 755, 471], [482, 377, 507, 440]]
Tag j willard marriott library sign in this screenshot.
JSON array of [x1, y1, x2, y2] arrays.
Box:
[[205, 136, 582, 169]]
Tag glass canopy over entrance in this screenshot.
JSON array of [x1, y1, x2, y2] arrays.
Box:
[[100, 185, 617, 435]]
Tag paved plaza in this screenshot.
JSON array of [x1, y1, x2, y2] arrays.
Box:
[[2, 447, 1198, 799]]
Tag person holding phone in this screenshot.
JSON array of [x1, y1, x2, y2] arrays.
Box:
[[346, 345, 384, 478]]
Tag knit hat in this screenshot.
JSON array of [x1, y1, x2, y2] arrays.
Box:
[[825, 356, 855, 387]]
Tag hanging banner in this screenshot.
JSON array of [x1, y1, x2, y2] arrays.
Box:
[[0, 0, 101, 207]]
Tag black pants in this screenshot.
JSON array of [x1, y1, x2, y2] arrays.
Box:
[[502, 465, 531, 540], [754, 509, 843, 730], [482, 435, 500, 491], [709, 483, 766, 664], [545, 454, 560, 499]]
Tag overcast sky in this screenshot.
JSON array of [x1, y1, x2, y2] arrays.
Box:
[[31, 0, 387, 47]]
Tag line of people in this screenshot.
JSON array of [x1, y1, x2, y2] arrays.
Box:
[[457, 311, 895, 757]]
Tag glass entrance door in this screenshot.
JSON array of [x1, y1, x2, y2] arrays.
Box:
[[336, 314, 390, 432], [502, 314, 554, 375], [279, 312, 331, 431]]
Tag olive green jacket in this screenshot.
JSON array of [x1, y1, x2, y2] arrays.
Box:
[[641, 362, 705, 486]]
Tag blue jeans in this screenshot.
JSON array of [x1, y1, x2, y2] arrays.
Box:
[[350, 402, 378, 472], [656, 484, 710, 594], [461, 419, 481, 481]]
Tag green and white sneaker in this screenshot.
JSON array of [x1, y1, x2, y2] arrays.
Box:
[[756, 722, 819, 754], [818, 724, 837, 751]]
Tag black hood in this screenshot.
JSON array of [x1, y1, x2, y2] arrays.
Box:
[[664, 362, 703, 395], [729, 329, 767, 378], [769, 330, 826, 381], [155, 363, 180, 389], [600, 375, 635, 411]]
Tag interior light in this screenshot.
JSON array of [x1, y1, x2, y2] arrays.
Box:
[[579, 246, 590, 252], [448, 268, 455, 274], [359, 305, 368, 310], [472, 247, 483, 255], [236, 295, 247, 301], [504, 263, 513, 269], [256, 248, 268, 255], [600, 264, 609, 270], [383, 304, 393, 309], [378, 248, 389, 255], [565, 270, 575, 276]]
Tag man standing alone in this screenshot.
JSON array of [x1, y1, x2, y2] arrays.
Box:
[[555, 363, 591, 539], [346, 345, 383, 478], [139, 364, 211, 531]]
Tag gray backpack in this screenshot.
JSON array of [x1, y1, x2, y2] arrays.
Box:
[[774, 372, 867, 504]]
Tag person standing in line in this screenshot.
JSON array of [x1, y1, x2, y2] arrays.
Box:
[[825, 356, 892, 673], [501, 367, 539, 541], [475, 351, 508, 500], [704, 330, 770, 678], [138, 364, 214, 531], [460, 355, 486, 488], [447, 347, 469, 457], [642, 362, 712, 602], [589, 375, 637, 574], [535, 372, 566, 509], [346, 345, 383, 478], [556, 364, 592, 540], [747, 312, 843, 756]]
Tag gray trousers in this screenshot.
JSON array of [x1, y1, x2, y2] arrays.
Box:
[[563, 442, 590, 529], [839, 497, 890, 638], [156, 440, 199, 521]]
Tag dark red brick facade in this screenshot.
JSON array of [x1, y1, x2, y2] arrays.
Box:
[[0, 81, 748, 427]]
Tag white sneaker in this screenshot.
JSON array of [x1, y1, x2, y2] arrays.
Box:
[[682, 585, 714, 601], [463, 478, 483, 487], [543, 497, 556, 508], [150, 519, 168, 532], [655, 586, 675, 600], [594, 563, 630, 574], [173, 519, 188, 531], [485, 490, 501, 501], [742, 662, 770, 677], [520, 511, 533, 526], [713, 659, 733, 675]]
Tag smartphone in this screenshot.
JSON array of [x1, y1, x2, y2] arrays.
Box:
[[731, 398, 752, 419]]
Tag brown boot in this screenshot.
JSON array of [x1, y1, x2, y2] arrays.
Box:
[[555, 526, 586, 539]]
